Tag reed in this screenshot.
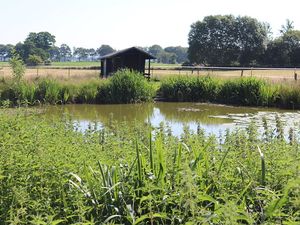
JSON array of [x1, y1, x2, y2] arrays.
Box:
[[160, 76, 300, 109]]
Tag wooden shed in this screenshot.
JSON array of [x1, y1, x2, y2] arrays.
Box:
[[100, 47, 156, 78]]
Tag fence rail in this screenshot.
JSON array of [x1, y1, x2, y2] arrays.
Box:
[[0, 65, 299, 81]]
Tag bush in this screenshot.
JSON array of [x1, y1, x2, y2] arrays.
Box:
[[101, 69, 155, 103], [26, 54, 43, 66]]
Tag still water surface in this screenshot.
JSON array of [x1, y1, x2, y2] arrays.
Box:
[[43, 103, 300, 136]]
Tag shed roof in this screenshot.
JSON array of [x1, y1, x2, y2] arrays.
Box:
[[100, 47, 156, 60]]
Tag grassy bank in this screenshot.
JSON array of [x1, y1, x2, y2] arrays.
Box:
[[0, 70, 155, 106], [160, 76, 300, 109], [0, 110, 299, 224], [2, 69, 300, 109]]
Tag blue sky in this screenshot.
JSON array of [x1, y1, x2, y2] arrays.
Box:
[[1, 0, 300, 50]]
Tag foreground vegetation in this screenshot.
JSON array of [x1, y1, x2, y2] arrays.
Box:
[[160, 76, 300, 109], [0, 109, 299, 224]]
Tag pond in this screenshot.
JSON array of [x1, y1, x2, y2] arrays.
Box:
[[42, 102, 300, 137]]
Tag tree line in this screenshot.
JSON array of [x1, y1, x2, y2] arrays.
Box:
[[188, 15, 300, 67], [0, 32, 188, 66], [2, 16, 299, 67]]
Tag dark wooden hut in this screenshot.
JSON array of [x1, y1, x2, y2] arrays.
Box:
[[100, 47, 156, 78]]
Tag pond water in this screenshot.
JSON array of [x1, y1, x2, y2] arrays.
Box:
[[42, 103, 300, 137]]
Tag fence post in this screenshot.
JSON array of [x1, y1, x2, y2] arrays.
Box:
[[68, 68, 70, 78], [294, 68, 297, 81], [241, 70, 244, 77]]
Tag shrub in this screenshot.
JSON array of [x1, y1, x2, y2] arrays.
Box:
[[102, 69, 155, 103], [26, 54, 43, 66], [9, 50, 25, 81]]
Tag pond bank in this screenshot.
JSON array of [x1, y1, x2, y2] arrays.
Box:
[[1, 70, 300, 109]]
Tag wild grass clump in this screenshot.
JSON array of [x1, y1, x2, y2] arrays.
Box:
[[277, 85, 300, 109], [0, 81, 36, 106], [160, 76, 220, 102], [35, 78, 62, 104], [160, 76, 300, 109], [99, 69, 156, 103], [0, 70, 155, 106], [76, 80, 101, 103], [220, 77, 268, 106], [0, 111, 299, 224]]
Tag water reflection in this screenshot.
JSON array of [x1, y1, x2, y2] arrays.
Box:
[[42, 103, 297, 136]]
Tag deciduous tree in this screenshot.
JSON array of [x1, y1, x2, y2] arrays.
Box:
[[188, 15, 269, 66]]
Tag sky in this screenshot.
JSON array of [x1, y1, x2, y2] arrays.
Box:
[[1, 0, 300, 50]]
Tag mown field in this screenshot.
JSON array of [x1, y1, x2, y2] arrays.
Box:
[[0, 108, 299, 224]]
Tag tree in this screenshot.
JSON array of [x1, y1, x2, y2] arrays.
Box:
[[148, 45, 164, 59], [264, 28, 300, 66], [27, 54, 43, 66], [15, 32, 56, 65], [9, 50, 25, 81], [25, 32, 55, 50], [188, 15, 269, 66], [164, 46, 188, 63], [96, 45, 115, 58], [280, 19, 294, 34], [0, 44, 13, 61], [59, 44, 72, 62], [49, 46, 60, 62], [73, 47, 89, 61], [88, 48, 97, 61]]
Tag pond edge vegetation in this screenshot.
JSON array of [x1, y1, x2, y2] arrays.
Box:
[[1, 59, 300, 109]]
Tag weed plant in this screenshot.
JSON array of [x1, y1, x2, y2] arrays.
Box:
[[0, 110, 299, 224]]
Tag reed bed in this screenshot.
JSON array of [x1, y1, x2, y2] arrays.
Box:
[[0, 109, 299, 224], [160, 76, 300, 109], [0, 70, 156, 106]]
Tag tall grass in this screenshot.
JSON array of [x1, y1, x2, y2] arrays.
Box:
[[2, 71, 300, 109], [0, 70, 155, 106], [160, 76, 300, 109], [0, 110, 299, 224]]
